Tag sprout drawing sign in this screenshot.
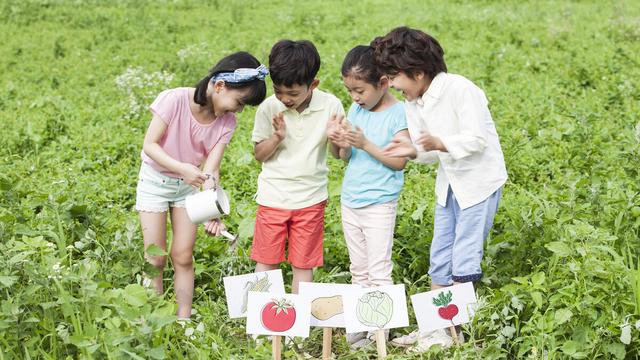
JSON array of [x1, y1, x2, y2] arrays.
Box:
[[223, 270, 285, 318], [298, 282, 360, 328], [342, 284, 409, 333], [246, 292, 311, 337], [410, 282, 477, 332]]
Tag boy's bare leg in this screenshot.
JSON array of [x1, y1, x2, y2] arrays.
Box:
[[291, 265, 313, 294], [256, 262, 280, 273]]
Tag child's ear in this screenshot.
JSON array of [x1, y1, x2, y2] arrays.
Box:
[[213, 80, 226, 93], [379, 76, 390, 89], [309, 79, 320, 91]]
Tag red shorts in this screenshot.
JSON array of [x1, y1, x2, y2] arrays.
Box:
[[251, 200, 326, 269]]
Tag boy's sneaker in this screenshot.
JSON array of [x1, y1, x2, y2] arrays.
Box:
[[350, 337, 374, 349], [348, 330, 388, 350], [390, 329, 420, 347], [346, 331, 366, 344], [407, 329, 454, 353]]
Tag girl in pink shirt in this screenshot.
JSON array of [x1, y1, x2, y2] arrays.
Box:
[[136, 52, 267, 319]]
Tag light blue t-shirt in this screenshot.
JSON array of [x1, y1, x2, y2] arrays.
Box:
[[341, 102, 408, 208]]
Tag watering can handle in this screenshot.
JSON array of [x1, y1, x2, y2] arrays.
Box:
[[204, 173, 217, 190]]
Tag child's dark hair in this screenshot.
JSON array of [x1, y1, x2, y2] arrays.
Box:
[[269, 40, 320, 87], [194, 51, 266, 106], [341, 45, 383, 86], [371, 26, 447, 79]]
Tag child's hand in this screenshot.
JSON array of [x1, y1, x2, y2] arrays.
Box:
[[272, 112, 286, 141], [204, 219, 226, 237], [383, 137, 418, 158], [327, 114, 350, 148], [417, 130, 446, 152], [180, 163, 209, 187], [345, 126, 368, 149]]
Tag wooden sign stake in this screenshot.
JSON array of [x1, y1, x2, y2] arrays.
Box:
[[449, 325, 459, 345], [272, 335, 281, 360], [375, 329, 387, 358], [322, 327, 332, 359]]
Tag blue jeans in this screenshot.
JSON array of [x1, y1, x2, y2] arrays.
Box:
[[428, 186, 502, 285]]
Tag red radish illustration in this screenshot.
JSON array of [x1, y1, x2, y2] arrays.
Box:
[[433, 291, 459, 321], [261, 298, 297, 332]]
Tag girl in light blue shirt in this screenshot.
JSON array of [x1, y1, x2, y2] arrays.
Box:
[[327, 45, 411, 348]]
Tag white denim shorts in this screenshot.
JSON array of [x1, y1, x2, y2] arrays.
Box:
[[135, 162, 198, 213]]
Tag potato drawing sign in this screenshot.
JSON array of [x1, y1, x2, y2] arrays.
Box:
[[298, 282, 360, 328], [311, 295, 343, 321]]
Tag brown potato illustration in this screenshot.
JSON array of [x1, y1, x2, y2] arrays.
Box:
[[311, 295, 343, 321]]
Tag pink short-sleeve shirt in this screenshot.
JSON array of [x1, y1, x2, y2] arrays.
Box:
[[141, 88, 237, 178]]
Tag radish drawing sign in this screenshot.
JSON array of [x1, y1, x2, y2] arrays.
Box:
[[246, 292, 311, 338], [433, 291, 458, 322], [410, 282, 477, 333]]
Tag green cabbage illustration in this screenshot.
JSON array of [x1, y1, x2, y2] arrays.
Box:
[[356, 290, 393, 328]]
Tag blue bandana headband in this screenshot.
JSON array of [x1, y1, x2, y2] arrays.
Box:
[[211, 64, 268, 83]]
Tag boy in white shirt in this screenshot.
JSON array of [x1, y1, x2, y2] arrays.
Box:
[[373, 26, 508, 351]]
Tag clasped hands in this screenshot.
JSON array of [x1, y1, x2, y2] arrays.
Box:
[[326, 114, 367, 149]]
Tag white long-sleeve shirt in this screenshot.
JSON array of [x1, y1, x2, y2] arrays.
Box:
[[405, 72, 507, 209]]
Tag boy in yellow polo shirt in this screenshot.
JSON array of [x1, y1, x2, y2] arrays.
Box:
[[251, 39, 345, 293]]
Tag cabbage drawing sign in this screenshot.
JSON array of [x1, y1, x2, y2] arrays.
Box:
[[342, 284, 409, 333], [356, 291, 393, 328]]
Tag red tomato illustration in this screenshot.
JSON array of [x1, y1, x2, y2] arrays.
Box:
[[261, 298, 297, 332]]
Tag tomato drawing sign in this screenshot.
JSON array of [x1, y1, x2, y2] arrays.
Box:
[[261, 298, 297, 332], [246, 292, 311, 338], [410, 282, 477, 333]]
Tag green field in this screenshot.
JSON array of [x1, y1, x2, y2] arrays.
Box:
[[1, 0, 640, 358]]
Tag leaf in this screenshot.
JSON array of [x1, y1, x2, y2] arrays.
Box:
[[411, 203, 428, 222], [145, 244, 168, 257], [554, 309, 572, 325], [501, 326, 516, 339], [531, 272, 545, 287], [545, 241, 572, 257], [123, 284, 148, 307], [0, 276, 18, 288], [530, 291, 543, 308], [238, 216, 255, 239], [604, 343, 626, 360], [147, 346, 166, 360]]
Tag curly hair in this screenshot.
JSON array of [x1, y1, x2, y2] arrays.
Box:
[[371, 26, 447, 79]]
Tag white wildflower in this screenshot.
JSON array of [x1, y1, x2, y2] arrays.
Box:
[[620, 322, 631, 345], [196, 322, 205, 333], [184, 327, 195, 337]]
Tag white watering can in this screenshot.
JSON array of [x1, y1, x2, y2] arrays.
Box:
[[185, 185, 239, 247]]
